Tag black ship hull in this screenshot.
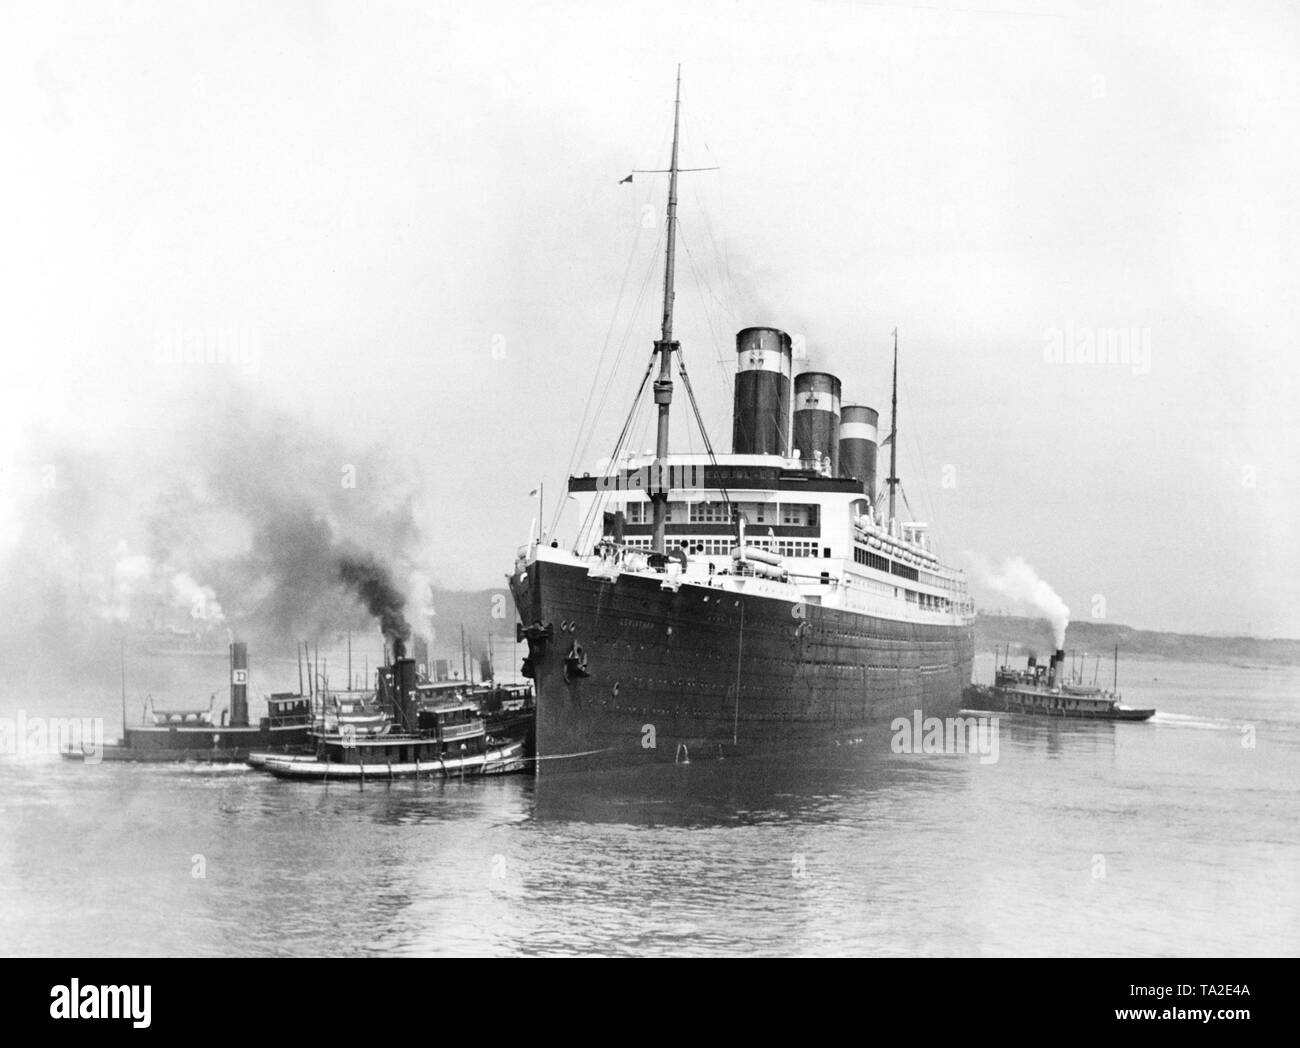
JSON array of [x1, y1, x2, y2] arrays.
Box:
[[510, 557, 973, 769], [62, 722, 311, 763]]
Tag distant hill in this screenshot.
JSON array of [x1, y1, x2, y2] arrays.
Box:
[[976, 613, 1300, 667]]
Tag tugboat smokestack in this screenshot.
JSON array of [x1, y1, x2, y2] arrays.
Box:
[[1049, 648, 1066, 687], [392, 656, 418, 732], [229, 641, 249, 728]]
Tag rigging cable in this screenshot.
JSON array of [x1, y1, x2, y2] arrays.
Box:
[[553, 212, 648, 490], [550, 226, 665, 542], [899, 365, 945, 551], [575, 357, 656, 552], [678, 223, 736, 410], [677, 352, 733, 519], [571, 226, 664, 477]]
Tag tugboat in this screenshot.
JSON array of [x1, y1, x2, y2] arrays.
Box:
[[416, 678, 536, 753], [474, 681, 536, 754], [963, 647, 1154, 721], [64, 642, 313, 762], [252, 645, 528, 781]]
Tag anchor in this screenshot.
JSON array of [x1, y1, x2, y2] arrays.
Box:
[[563, 639, 590, 683]]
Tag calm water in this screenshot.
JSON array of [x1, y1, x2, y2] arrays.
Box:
[[1, 652, 1297, 956]]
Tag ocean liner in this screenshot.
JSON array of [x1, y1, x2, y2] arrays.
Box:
[[508, 73, 975, 768]]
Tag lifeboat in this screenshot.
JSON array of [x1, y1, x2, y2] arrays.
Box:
[[732, 546, 783, 567]]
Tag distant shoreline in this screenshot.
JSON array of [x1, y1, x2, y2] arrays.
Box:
[[975, 613, 1300, 668]]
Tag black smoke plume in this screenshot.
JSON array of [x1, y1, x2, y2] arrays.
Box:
[[336, 549, 411, 648]]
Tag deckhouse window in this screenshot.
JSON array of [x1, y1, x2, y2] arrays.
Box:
[[854, 548, 889, 573], [689, 501, 730, 523], [781, 503, 818, 526]]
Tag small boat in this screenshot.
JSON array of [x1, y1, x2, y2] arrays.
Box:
[[63, 642, 313, 762], [256, 702, 527, 780], [963, 647, 1154, 722], [415, 679, 536, 753], [475, 682, 536, 754], [148, 698, 217, 726], [250, 649, 530, 780]]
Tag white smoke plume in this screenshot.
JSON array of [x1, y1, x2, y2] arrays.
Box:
[[100, 543, 153, 623], [966, 553, 1070, 648], [92, 546, 227, 628], [170, 570, 225, 625]]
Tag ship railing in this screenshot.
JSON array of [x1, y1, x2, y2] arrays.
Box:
[[590, 540, 660, 574]]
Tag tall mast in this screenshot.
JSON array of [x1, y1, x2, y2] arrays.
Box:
[[650, 66, 682, 555], [661, 66, 682, 349], [887, 328, 899, 526]]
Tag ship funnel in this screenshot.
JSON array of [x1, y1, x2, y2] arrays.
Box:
[[732, 327, 793, 456], [393, 657, 419, 732], [1049, 649, 1066, 687], [793, 372, 842, 474], [229, 641, 249, 728], [838, 404, 879, 498]]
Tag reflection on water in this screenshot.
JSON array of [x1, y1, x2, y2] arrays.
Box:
[[0, 655, 1297, 956], [527, 747, 963, 828]]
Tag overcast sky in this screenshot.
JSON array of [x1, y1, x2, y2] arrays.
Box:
[[2, 0, 1297, 636]]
